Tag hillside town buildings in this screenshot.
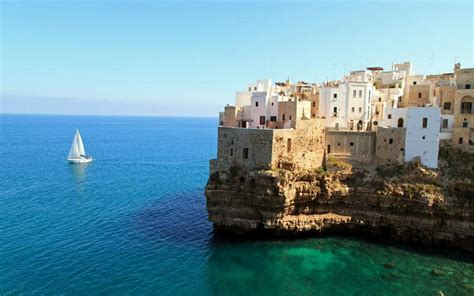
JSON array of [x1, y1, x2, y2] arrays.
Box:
[[216, 62, 474, 171]]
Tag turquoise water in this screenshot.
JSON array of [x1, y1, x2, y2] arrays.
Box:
[[0, 114, 473, 295]]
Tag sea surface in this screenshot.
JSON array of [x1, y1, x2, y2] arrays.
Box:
[[0, 114, 473, 295]]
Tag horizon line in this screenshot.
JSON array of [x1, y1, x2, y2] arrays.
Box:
[[0, 112, 218, 119]]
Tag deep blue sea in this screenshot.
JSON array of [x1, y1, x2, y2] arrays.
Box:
[[0, 114, 473, 295]]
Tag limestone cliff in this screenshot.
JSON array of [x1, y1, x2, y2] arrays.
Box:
[[205, 150, 474, 252]]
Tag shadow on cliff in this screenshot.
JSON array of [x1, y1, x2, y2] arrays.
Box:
[[131, 188, 214, 247]]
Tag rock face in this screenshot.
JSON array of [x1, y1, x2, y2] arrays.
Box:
[[205, 159, 474, 252]]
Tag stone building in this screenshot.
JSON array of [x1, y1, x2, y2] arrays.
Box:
[[406, 84, 434, 107], [277, 99, 311, 129], [375, 127, 406, 166], [452, 66, 474, 152], [211, 119, 326, 179], [325, 130, 376, 165]]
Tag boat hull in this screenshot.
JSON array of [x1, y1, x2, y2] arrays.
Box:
[[68, 157, 93, 164]]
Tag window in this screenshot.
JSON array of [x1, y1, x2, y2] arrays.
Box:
[[466, 84, 471, 89], [359, 107, 362, 113], [461, 102, 473, 114], [248, 87, 251, 91], [442, 119, 449, 129], [333, 107, 337, 116], [220, 121, 223, 125], [463, 120, 468, 128], [459, 137, 463, 144], [289, 116, 292, 120], [422, 136, 426, 140], [413, 81, 417, 85], [373, 121, 378, 126], [376, 111, 379, 115], [358, 90, 363, 98], [351, 107, 355, 112], [312, 113, 315, 117], [379, 97, 381, 102], [350, 142, 354, 146], [327, 145, 331, 153], [270, 116, 277, 122], [397, 118, 404, 127], [287, 138, 292, 153], [333, 93, 338, 98], [388, 114, 392, 119], [255, 101, 259, 107], [271, 102, 274, 106], [230, 148, 233, 156], [389, 139, 393, 144], [312, 102, 316, 107], [418, 92, 422, 98], [353, 90, 357, 97], [254, 87, 257, 91], [260, 116, 265, 125], [243, 148, 249, 159], [443, 102, 451, 110], [231, 140, 234, 145], [282, 114, 286, 121], [422, 117, 428, 128]]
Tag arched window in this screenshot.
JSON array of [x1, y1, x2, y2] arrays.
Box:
[[397, 118, 404, 127]]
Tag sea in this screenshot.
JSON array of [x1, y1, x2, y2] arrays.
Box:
[[0, 114, 473, 295]]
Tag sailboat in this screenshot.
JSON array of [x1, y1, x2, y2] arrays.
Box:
[[67, 129, 93, 164]]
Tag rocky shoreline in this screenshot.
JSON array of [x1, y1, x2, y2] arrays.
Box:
[[205, 152, 474, 252]]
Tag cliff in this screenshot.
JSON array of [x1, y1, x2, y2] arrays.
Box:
[[205, 149, 474, 252]]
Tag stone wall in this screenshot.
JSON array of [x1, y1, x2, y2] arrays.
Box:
[[277, 99, 311, 128], [214, 119, 326, 177], [309, 94, 319, 118], [406, 84, 432, 107], [215, 127, 274, 174], [375, 127, 406, 166], [326, 130, 376, 164], [453, 68, 474, 152], [223, 105, 237, 127], [437, 86, 455, 115], [272, 119, 325, 171]]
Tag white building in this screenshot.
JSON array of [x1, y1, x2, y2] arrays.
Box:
[[379, 107, 441, 168], [223, 79, 293, 129], [440, 114, 454, 140], [319, 80, 374, 130]]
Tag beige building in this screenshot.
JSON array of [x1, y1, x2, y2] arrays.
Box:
[[437, 86, 456, 115], [453, 66, 474, 152], [405, 84, 433, 107], [326, 130, 376, 165], [211, 119, 326, 178], [277, 99, 311, 129], [375, 127, 406, 166]]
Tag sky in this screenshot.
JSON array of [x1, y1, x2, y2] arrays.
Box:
[[1, 0, 473, 116]]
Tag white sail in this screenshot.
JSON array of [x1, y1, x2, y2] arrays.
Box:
[[68, 135, 81, 159], [75, 130, 86, 156]]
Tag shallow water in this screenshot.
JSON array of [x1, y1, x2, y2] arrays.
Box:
[[0, 114, 472, 295]]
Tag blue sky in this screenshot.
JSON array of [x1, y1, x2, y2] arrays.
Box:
[[1, 0, 473, 116]]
